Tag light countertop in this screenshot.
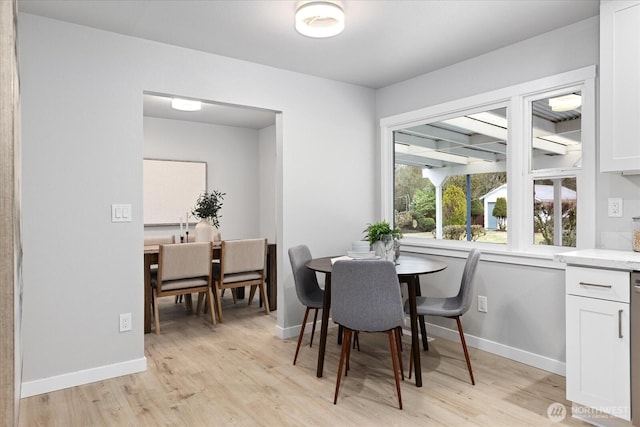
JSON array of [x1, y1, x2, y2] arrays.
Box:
[[554, 249, 640, 271]]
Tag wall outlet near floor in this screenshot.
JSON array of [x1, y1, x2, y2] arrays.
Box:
[[119, 313, 132, 332], [607, 197, 623, 217], [478, 296, 488, 313]]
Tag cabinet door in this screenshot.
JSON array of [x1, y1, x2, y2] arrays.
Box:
[[600, 0, 640, 174], [566, 295, 630, 420]]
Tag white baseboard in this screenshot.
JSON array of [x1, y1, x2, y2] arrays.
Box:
[[275, 318, 335, 340], [419, 322, 566, 376], [21, 357, 147, 398], [279, 317, 565, 376]]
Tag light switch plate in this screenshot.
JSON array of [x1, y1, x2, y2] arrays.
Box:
[[111, 204, 132, 222], [607, 198, 623, 218]]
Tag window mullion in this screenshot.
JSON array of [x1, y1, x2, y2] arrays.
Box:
[[507, 95, 530, 251]]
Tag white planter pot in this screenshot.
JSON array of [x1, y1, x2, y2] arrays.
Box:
[[194, 219, 222, 242], [195, 219, 214, 242]]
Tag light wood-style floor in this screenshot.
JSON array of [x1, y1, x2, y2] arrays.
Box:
[[19, 295, 588, 426]]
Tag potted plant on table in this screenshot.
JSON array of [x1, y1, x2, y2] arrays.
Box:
[[192, 190, 225, 242], [363, 220, 402, 259]]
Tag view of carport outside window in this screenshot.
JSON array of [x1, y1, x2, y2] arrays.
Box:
[[394, 106, 510, 244], [394, 90, 582, 248]]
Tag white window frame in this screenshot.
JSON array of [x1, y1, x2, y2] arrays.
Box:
[[380, 66, 596, 264]]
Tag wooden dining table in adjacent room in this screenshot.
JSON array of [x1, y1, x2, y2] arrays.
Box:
[[143, 242, 278, 334], [305, 254, 447, 388]]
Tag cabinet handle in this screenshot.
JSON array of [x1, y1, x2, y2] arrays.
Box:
[[619, 309, 623, 339], [634, 284, 640, 293], [578, 281, 612, 289]]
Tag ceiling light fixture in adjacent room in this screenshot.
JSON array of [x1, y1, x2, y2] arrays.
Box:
[[548, 94, 582, 112], [295, 1, 345, 38], [171, 98, 202, 112]]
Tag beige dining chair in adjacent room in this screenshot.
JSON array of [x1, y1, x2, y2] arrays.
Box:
[[331, 259, 406, 410], [407, 249, 481, 385], [151, 242, 216, 335], [144, 235, 176, 246], [288, 244, 324, 365], [212, 238, 269, 323], [144, 235, 190, 306]]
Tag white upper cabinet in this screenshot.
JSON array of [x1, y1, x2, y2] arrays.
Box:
[[600, 0, 640, 174]]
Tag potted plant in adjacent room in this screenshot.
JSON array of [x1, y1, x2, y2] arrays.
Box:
[[363, 220, 402, 260], [192, 189, 226, 242]]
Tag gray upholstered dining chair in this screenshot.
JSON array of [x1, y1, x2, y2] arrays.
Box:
[[151, 242, 216, 335], [331, 259, 405, 409], [288, 245, 324, 365], [212, 238, 269, 322], [407, 248, 481, 385]]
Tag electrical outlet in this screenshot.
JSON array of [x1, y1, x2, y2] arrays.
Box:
[[608, 198, 623, 217], [119, 313, 132, 332], [478, 296, 488, 313]]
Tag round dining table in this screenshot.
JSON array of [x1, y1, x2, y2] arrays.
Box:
[[305, 254, 447, 388]]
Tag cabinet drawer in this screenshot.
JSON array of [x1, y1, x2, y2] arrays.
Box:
[[566, 266, 630, 302]]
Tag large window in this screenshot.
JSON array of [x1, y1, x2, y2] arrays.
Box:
[[382, 67, 596, 253], [394, 106, 509, 243]]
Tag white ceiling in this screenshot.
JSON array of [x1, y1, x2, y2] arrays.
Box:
[[18, 0, 599, 127]]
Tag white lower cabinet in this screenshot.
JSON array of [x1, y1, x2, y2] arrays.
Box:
[[565, 266, 631, 422]]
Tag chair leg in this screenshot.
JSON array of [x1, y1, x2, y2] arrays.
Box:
[[395, 327, 404, 381], [260, 283, 270, 314], [206, 288, 217, 327], [334, 329, 351, 404], [293, 307, 310, 365], [196, 292, 204, 314], [212, 287, 223, 322], [455, 316, 475, 385], [248, 285, 257, 306], [153, 292, 161, 335], [231, 288, 237, 304], [185, 294, 193, 312], [214, 284, 224, 323], [345, 329, 352, 374], [387, 330, 403, 410], [309, 308, 319, 348]]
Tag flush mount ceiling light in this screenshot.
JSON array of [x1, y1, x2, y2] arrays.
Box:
[[295, 1, 345, 38], [171, 98, 202, 112], [548, 94, 582, 112]]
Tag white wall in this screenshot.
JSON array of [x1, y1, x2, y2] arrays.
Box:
[[143, 116, 266, 241], [19, 14, 375, 394], [376, 18, 600, 119], [259, 124, 277, 243], [375, 17, 608, 372], [597, 173, 640, 250]]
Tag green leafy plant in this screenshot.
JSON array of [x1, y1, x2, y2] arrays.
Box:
[[192, 190, 226, 228], [492, 197, 507, 231], [442, 185, 467, 226], [363, 220, 402, 245]]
